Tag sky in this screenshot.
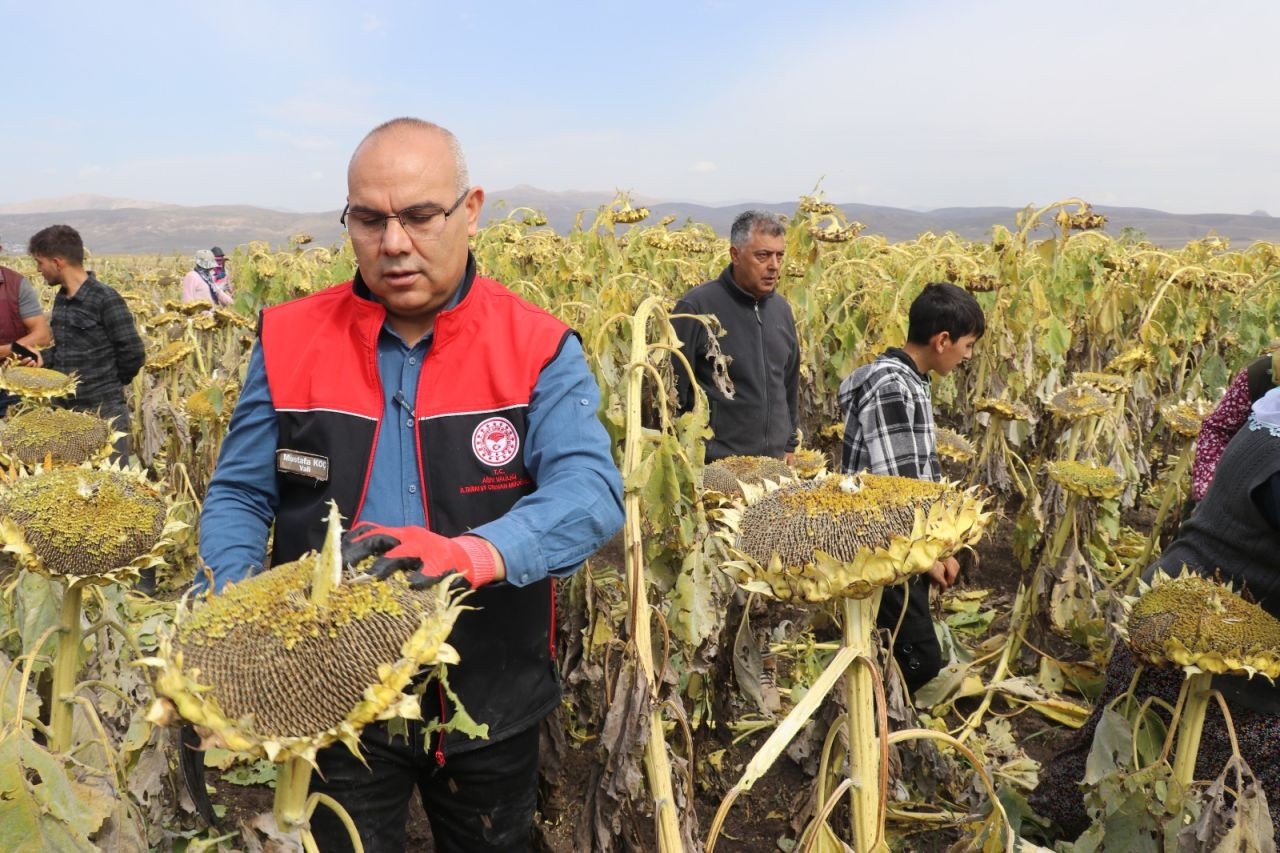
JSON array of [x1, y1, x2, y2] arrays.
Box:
[[3, 0, 1278, 215]]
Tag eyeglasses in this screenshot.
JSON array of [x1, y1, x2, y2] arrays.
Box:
[[340, 189, 470, 243]]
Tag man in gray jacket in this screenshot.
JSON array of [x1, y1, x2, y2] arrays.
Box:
[[673, 210, 800, 462]]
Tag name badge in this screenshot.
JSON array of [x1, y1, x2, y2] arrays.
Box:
[[276, 449, 330, 483]]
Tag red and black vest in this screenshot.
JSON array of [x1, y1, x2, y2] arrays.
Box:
[[260, 267, 573, 753], [0, 266, 28, 345]]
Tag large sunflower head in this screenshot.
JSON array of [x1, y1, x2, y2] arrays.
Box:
[[0, 466, 182, 586], [0, 366, 78, 401], [1124, 572, 1280, 679], [725, 473, 990, 602], [0, 408, 115, 467], [145, 510, 466, 764]]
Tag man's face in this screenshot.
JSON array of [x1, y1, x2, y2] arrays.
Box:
[[935, 332, 979, 375], [32, 255, 64, 286], [346, 127, 483, 331], [729, 229, 785, 300]]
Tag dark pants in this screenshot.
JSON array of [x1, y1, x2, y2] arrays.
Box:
[[309, 720, 540, 853], [879, 575, 943, 693]]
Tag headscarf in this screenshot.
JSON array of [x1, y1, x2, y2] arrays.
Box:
[[1253, 384, 1280, 432]]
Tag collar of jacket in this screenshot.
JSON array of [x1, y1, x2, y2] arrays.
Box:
[[883, 347, 929, 379], [715, 264, 774, 306], [348, 252, 478, 348]]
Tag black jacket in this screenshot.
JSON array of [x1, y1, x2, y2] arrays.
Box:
[[673, 265, 800, 462]]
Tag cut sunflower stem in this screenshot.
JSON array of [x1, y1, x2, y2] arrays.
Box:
[[49, 581, 84, 753], [1171, 670, 1213, 790]]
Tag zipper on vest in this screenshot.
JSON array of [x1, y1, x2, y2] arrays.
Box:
[[755, 301, 768, 454], [435, 681, 448, 767]]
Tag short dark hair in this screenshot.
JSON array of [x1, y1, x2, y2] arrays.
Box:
[[906, 282, 985, 345], [28, 225, 86, 267]]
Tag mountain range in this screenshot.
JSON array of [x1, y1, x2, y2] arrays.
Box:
[[0, 190, 1276, 255]]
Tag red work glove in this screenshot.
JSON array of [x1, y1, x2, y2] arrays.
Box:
[[341, 522, 498, 589]]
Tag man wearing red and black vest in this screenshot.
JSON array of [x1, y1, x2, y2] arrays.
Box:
[[0, 236, 53, 416], [199, 119, 623, 853]]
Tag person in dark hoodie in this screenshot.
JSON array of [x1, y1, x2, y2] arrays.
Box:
[[838, 281, 985, 692], [672, 210, 800, 463]]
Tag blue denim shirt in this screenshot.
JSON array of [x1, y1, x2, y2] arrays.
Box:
[[199, 311, 623, 592]]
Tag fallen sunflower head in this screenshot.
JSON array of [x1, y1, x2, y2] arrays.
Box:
[[725, 473, 990, 602]]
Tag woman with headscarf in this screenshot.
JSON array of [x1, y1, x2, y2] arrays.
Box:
[[181, 249, 232, 306], [1031, 384, 1280, 841]]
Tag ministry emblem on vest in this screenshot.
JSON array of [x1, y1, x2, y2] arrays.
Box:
[[472, 417, 520, 467]]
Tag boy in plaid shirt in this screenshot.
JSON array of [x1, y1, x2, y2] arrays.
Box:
[[838, 282, 985, 692]]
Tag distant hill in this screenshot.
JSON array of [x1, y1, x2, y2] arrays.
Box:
[[2, 190, 1278, 255], [0, 193, 177, 215]]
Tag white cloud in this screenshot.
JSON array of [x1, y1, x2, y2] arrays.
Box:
[[691, 160, 717, 173], [79, 165, 104, 177]]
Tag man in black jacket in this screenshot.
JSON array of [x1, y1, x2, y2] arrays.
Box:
[[673, 210, 800, 462]]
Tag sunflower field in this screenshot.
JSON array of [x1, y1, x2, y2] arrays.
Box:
[[0, 195, 1278, 851]]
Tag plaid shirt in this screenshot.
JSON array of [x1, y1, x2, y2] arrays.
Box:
[[838, 348, 941, 482], [45, 274, 145, 408]]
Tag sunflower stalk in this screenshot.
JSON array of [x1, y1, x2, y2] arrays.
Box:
[[843, 592, 883, 850], [49, 581, 84, 753], [622, 295, 683, 852]]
